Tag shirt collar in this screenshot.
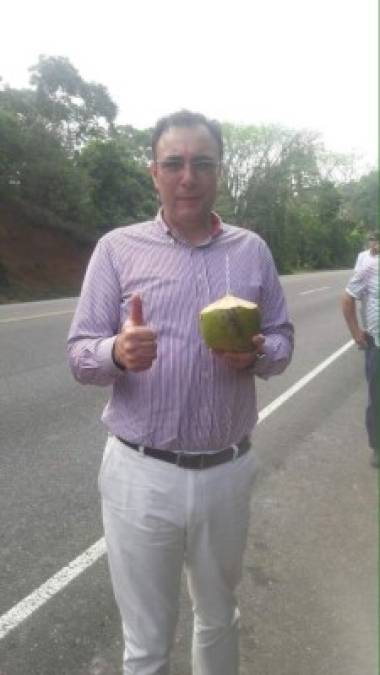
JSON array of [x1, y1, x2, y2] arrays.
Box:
[[155, 208, 223, 246]]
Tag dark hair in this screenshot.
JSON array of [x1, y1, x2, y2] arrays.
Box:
[[152, 109, 223, 159]]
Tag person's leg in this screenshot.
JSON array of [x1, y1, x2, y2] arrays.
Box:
[[365, 341, 379, 464], [99, 437, 186, 675], [185, 450, 257, 675]]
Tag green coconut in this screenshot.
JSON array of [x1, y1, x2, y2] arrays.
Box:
[[199, 294, 261, 352]]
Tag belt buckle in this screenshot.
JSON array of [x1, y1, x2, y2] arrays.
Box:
[[176, 452, 205, 469]]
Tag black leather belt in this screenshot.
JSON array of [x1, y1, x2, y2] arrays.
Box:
[[116, 436, 251, 470]]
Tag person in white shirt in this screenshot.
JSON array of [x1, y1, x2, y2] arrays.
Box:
[[353, 232, 378, 330], [354, 232, 378, 272], [342, 243, 379, 467]]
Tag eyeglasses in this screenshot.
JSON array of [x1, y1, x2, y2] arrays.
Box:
[[155, 157, 220, 175]]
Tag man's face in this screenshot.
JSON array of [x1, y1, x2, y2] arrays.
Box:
[[151, 124, 221, 230], [369, 238, 379, 254]]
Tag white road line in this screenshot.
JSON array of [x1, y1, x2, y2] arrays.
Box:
[[0, 540, 107, 640], [0, 339, 355, 640], [258, 339, 354, 422], [299, 286, 330, 295], [0, 310, 74, 324]]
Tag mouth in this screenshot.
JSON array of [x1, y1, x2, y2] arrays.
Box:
[[177, 195, 201, 203]]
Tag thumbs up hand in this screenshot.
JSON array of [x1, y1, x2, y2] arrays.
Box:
[[113, 295, 157, 372]]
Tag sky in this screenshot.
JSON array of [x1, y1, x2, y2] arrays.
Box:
[[1, 0, 378, 172]]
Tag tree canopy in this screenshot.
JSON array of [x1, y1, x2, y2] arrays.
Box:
[[0, 55, 377, 271]]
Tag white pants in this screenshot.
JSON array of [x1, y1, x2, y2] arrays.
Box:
[[99, 435, 257, 675]]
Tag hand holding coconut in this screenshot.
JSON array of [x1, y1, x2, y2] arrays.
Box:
[[113, 295, 157, 372], [213, 333, 265, 370], [199, 294, 265, 370]]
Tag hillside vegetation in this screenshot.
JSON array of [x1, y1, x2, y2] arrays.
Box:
[[0, 204, 92, 303]]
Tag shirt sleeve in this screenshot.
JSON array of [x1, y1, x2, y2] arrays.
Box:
[[67, 236, 126, 386], [354, 251, 364, 272], [251, 240, 294, 379], [345, 266, 368, 300]]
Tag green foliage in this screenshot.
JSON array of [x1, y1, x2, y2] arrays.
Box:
[[214, 177, 237, 223], [0, 56, 377, 269], [339, 170, 378, 232], [29, 55, 118, 152], [219, 123, 374, 271], [115, 124, 153, 164], [0, 109, 24, 196], [0, 103, 94, 229], [77, 139, 156, 230]]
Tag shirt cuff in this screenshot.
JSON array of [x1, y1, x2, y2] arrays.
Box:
[[345, 286, 360, 300], [250, 336, 289, 378], [96, 336, 126, 377], [111, 339, 126, 371]]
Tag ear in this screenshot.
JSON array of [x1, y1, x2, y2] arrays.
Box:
[[150, 161, 159, 190]]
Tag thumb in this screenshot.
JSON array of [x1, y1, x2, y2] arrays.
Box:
[[129, 294, 144, 326]]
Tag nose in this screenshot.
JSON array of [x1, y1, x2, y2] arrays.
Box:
[[180, 161, 197, 184]]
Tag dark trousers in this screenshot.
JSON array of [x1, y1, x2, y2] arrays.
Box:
[[364, 336, 378, 452]]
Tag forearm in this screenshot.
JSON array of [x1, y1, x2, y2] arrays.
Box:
[[253, 242, 294, 379], [341, 293, 361, 341], [67, 237, 125, 386], [68, 335, 124, 386]]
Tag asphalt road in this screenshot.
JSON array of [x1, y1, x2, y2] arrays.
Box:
[[0, 270, 377, 675]]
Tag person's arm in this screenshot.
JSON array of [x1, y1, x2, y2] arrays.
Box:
[[354, 250, 366, 272], [341, 292, 368, 347], [342, 265, 369, 348], [67, 237, 156, 386], [67, 237, 126, 386], [215, 240, 294, 378], [250, 240, 294, 378]]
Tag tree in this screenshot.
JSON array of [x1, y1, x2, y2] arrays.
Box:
[[29, 55, 118, 152], [0, 88, 94, 229], [339, 170, 379, 231], [115, 124, 153, 164], [218, 121, 371, 271], [0, 58, 376, 268], [77, 139, 157, 230], [234, 126, 321, 270], [0, 109, 24, 196]]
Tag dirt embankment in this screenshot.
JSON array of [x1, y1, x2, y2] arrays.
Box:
[[0, 205, 94, 303]]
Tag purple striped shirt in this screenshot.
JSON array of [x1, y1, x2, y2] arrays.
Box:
[[67, 213, 293, 452]]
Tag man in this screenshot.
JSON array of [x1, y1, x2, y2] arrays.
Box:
[[354, 232, 378, 331], [354, 232, 378, 272], [67, 110, 294, 675], [342, 237, 379, 468]]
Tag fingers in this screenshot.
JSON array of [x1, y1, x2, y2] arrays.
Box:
[[251, 333, 265, 352], [356, 335, 369, 349], [353, 328, 368, 348], [212, 349, 256, 370], [123, 328, 157, 360], [212, 334, 266, 370], [114, 327, 157, 371]]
